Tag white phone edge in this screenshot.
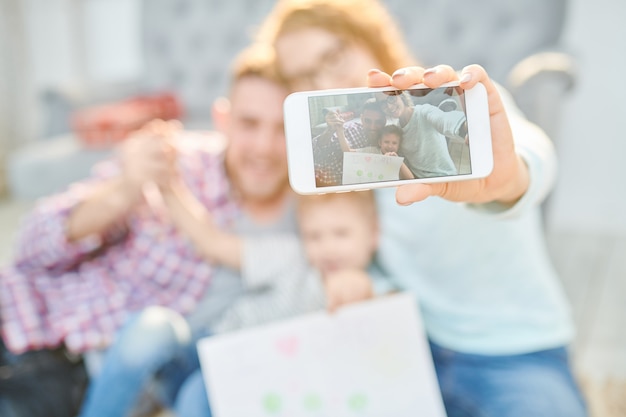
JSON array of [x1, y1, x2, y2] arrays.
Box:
[[283, 82, 493, 195]]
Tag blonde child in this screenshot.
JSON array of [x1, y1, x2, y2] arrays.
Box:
[[176, 190, 380, 416]]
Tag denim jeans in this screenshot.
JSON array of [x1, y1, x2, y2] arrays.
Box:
[[174, 369, 213, 417], [77, 306, 202, 417], [170, 342, 587, 417], [429, 341, 588, 417]]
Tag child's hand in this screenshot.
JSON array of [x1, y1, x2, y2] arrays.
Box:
[[323, 269, 374, 313]]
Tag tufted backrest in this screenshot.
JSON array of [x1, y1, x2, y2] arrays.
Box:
[[141, 0, 276, 126], [140, 0, 569, 126], [387, 0, 567, 80]]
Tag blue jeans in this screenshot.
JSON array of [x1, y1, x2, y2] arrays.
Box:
[[174, 369, 213, 417], [430, 341, 588, 417], [77, 306, 202, 417], [170, 342, 587, 417]]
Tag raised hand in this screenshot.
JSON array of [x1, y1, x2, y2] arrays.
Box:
[[118, 119, 180, 204], [325, 109, 345, 134], [367, 65, 529, 207]]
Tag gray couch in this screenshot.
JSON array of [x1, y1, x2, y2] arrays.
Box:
[[9, 0, 575, 199]]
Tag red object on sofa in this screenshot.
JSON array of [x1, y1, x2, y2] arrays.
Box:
[[71, 92, 183, 148]]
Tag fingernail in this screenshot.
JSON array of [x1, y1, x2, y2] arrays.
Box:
[[424, 67, 437, 76], [391, 68, 407, 78], [368, 68, 382, 75], [460, 72, 472, 83]]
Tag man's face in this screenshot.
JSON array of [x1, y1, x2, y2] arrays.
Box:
[[360, 109, 386, 138], [224, 76, 290, 202], [375, 92, 405, 119]]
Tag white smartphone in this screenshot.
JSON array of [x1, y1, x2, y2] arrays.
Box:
[[283, 82, 493, 195]]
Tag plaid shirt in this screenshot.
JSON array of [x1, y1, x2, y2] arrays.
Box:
[[313, 120, 378, 186], [0, 132, 240, 354]]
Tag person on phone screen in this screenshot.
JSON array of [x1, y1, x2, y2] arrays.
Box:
[[378, 123, 402, 155], [375, 90, 464, 178], [255, 0, 587, 416], [312, 99, 386, 186], [337, 121, 415, 180], [376, 123, 414, 180]]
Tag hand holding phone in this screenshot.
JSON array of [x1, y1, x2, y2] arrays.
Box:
[[283, 82, 493, 195], [367, 65, 532, 206]]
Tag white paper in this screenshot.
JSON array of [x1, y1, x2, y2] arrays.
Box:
[[342, 152, 405, 184], [197, 293, 447, 417]]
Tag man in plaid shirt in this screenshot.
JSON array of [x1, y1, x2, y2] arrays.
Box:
[[313, 99, 387, 186], [0, 44, 294, 360]]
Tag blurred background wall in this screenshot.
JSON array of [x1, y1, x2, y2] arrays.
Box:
[[548, 0, 626, 235]]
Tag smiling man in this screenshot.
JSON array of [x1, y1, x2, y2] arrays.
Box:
[[0, 43, 298, 417]]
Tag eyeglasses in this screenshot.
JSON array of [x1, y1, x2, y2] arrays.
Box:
[[385, 94, 399, 105], [376, 91, 404, 110], [282, 41, 348, 90], [375, 91, 402, 103]]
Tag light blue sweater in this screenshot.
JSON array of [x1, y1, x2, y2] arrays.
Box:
[[373, 89, 574, 355], [400, 104, 464, 178]]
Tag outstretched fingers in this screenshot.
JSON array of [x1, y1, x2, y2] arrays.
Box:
[[389, 66, 427, 89], [368, 65, 463, 89], [421, 65, 457, 88], [367, 68, 393, 87], [367, 66, 427, 88]]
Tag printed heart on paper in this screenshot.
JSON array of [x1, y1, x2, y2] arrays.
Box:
[[275, 336, 299, 357], [364, 156, 372, 162]]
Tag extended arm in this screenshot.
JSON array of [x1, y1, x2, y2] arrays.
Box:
[[323, 110, 352, 152], [421, 107, 467, 142], [160, 180, 242, 270], [368, 65, 535, 209]]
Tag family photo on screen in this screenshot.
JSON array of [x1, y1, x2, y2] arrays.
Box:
[[307, 86, 471, 187]]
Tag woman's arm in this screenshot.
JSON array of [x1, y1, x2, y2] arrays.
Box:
[[368, 65, 533, 208]]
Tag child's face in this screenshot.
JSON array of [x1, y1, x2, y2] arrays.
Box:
[[299, 199, 378, 277], [380, 133, 401, 154]]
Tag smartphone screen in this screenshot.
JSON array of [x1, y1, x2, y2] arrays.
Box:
[[306, 86, 470, 187], [284, 82, 492, 195]]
